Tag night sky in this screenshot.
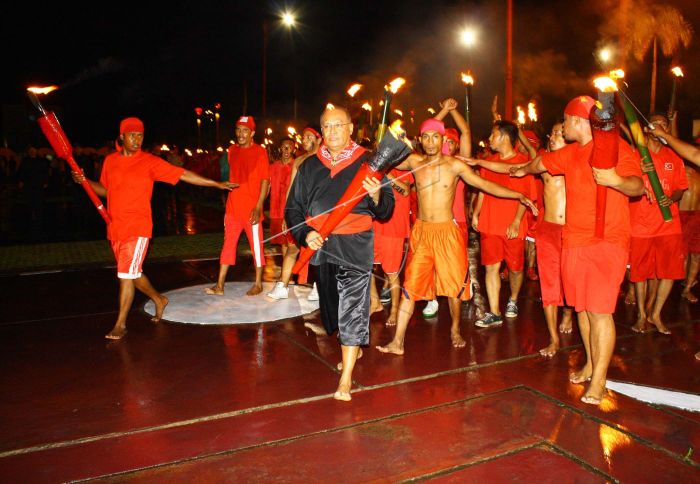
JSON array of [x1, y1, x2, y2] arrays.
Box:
[[3, 0, 700, 149]]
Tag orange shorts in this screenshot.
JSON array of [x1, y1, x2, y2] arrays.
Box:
[[402, 220, 470, 301], [535, 221, 564, 306], [374, 235, 406, 274], [681, 211, 700, 254], [269, 218, 295, 246], [480, 233, 525, 271], [561, 240, 627, 314], [629, 234, 685, 282], [111, 236, 149, 279]]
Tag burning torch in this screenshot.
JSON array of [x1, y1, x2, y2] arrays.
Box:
[[516, 106, 526, 126], [377, 77, 406, 143], [292, 121, 412, 274], [461, 72, 474, 125], [527, 102, 538, 125], [669, 66, 683, 116], [26, 88, 111, 224], [195, 107, 203, 150]]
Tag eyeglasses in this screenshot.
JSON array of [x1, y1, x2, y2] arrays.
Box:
[[321, 122, 351, 132]]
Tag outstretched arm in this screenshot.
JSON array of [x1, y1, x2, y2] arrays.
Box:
[[653, 130, 700, 166], [510, 156, 548, 177], [180, 170, 237, 190]]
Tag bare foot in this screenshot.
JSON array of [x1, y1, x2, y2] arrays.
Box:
[[105, 326, 127, 340], [559, 320, 572, 334], [386, 311, 398, 326], [205, 285, 224, 296], [451, 331, 467, 348], [631, 315, 649, 333], [624, 288, 636, 305], [246, 284, 263, 296], [681, 291, 698, 303], [337, 348, 363, 370], [581, 381, 606, 405], [647, 315, 671, 335], [569, 366, 592, 384], [370, 301, 384, 314], [151, 296, 169, 323], [333, 382, 352, 401], [539, 341, 559, 358], [304, 322, 327, 336], [376, 341, 404, 355]]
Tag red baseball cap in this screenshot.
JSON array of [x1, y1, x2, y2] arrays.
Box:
[[564, 95, 596, 119], [236, 115, 256, 131], [119, 117, 144, 134]]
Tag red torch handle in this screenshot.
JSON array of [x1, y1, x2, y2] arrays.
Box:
[[292, 164, 378, 274], [37, 112, 111, 224], [590, 127, 619, 239]]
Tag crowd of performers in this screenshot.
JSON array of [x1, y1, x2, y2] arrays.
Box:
[[72, 91, 700, 406]]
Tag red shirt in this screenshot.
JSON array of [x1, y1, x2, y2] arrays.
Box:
[[542, 139, 641, 249], [374, 169, 414, 238], [269, 160, 293, 219], [630, 146, 688, 237], [100, 151, 184, 240], [226, 144, 270, 221], [478, 152, 534, 238], [452, 179, 468, 223]]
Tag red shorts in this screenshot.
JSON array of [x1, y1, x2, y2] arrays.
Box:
[[526, 211, 538, 241], [561, 241, 627, 314], [681, 210, 700, 254], [535, 221, 564, 306], [111, 236, 149, 279], [480, 233, 525, 271], [220, 217, 265, 267], [269, 218, 295, 245], [374, 235, 406, 274], [403, 220, 470, 301], [629, 234, 686, 282]]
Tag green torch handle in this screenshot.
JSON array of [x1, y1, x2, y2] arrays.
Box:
[[620, 97, 672, 222]]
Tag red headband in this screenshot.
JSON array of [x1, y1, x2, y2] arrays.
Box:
[[119, 117, 144, 134], [303, 127, 321, 139], [444, 128, 459, 144], [420, 118, 446, 135]]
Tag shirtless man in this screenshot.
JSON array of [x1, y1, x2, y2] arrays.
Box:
[[376, 118, 537, 355], [471, 121, 573, 356]]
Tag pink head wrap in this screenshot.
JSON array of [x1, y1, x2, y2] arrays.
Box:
[[420, 118, 446, 135]]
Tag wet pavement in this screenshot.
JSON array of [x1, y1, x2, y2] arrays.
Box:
[[1, 249, 699, 481]]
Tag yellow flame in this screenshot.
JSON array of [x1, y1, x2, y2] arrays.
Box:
[[287, 126, 297, 135], [672, 66, 684, 77], [266, 128, 273, 135], [461, 72, 474, 86], [326, 103, 335, 110], [427, 107, 436, 115], [528, 102, 538, 122], [361, 102, 372, 111], [27, 85, 58, 95], [478, 141, 486, 147], [217, 146, 224, 152], [160, 144, 170, 151], [593, 76, 618, 92], [516, 106, 526, 125], [347, 83, 362, 97], [388, 77, 406, 94], [184, 149, 193, 156], [609, 69, 625, 80], [394, 109, 403, 117]]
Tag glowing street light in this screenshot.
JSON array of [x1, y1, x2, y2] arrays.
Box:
[[460, 27, 477, 47], [598, 47, 613, 64], [281, 11, 296, 27]]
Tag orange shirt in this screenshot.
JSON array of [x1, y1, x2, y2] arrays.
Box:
[[374, 169, 414, 238], [630, 146, 688, 237], [226, 144, 270, 221], [269, 160, 292, 219], [100, 151, 184, 241], [542, 139, 641, 249], [478, 152, 534, 238]]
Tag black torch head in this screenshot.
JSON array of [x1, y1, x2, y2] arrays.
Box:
[[591, 92, 617, 131], [367, 126, 412, 172]]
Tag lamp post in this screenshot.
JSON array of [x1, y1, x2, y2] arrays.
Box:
[[281, 11, 298, 119]]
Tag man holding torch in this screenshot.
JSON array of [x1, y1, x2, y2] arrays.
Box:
[[512, 95, 644, 405], [285, 106, 395, 401], [73, 117, 236, 339]]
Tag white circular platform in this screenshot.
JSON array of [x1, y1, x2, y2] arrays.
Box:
[[144, 282, 319, 325]]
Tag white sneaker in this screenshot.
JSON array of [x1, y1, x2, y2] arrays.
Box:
[[308, 283, 319, 301], [266, 282, 289, 300], [422, 299, 439, 318]]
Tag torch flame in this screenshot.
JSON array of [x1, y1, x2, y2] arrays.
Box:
[[427, 107, 436, 115], [461, 72, 474, 86], [609, 69, 625, 80], [160, 144, 170, 151], [516, 106, 526, 126], [27, 85, 58, 95], [347, 83, 363, 97], [394, 109, 403, 117], [266, 128, 273, 135], [527, 102, 538, 122], [287, 126, 297, 135], [326, 103, 335, 110], [387, 77, 406, 94], [593, 76, 618, 93], [361, 102, 372, 111], [671, 66, 684, 78]]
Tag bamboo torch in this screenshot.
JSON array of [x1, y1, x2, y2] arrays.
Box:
[[376, 77, 405, 143], [669, 66, 683, 115], [461, 72, 474, 125], [26, 88, 111, 224]]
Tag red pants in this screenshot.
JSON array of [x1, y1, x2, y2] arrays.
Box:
[[220, 217, 265, 267], [535, 221, 564, 307], [269, 218, 295, 245], [374, 235, 406, 274]]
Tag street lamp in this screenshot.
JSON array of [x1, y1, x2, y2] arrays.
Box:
[[281, 11, 296, 27], [281, 11, 299, 119], [598, 47, 613, 64], [460, 27, 477, 47]]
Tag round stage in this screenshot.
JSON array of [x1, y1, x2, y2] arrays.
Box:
[[144, 282, 319, 325]]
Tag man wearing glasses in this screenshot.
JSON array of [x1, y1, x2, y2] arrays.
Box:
[[285, 106, 394, 401]]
